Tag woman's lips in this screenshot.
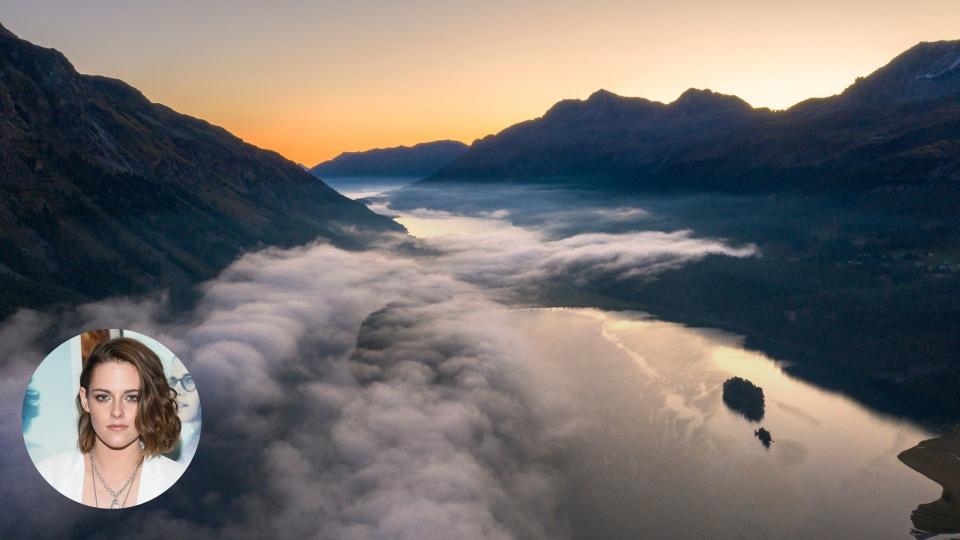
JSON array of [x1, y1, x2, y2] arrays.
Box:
[[107, 424, 127, 431]]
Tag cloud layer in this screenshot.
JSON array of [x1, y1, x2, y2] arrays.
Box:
[[0, 194, 755, 538], [0, 244, 569, 539], [386, 206, 756, 296]]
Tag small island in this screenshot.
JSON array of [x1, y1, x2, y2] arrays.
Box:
[[754, 427, 774, 448], [722, 376, 766, 421]]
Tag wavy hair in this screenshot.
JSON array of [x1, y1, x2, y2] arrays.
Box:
[[77, 337, 181, 456]]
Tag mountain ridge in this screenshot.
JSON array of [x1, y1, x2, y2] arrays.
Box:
[[310, 139, 468, 179], [0, 23, 402, 319], [837, 40, 960, 107], [423, 39, 960, 193]]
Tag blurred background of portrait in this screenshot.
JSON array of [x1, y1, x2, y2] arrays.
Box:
[[167, 358, 201, 463], [21, 379, 40, 453], [21, 329, 201, 466]]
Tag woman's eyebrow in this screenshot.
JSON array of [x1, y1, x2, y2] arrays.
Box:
[[90, 388, 140, 394]]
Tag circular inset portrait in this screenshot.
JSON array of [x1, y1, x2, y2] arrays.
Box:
[[21, 329, 201, 509]]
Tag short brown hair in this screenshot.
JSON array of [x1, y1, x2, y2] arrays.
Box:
[[77, 336, 181, 456]]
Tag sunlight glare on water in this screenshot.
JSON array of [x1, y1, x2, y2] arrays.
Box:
[[513, 308, 941, 539]]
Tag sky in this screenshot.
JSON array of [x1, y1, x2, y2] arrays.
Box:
[[2, 1, 958, 164]]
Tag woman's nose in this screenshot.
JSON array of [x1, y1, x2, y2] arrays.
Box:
[[111, 400, 123, 418]]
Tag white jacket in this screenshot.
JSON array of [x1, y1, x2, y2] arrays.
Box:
[[36, 448, 187, 507]]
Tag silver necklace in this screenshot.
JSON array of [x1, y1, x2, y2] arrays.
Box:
[[90, 467, 133, 509], [90, 449, 143, 509]]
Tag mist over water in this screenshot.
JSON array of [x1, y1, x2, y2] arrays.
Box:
[[0, 181, 943, 538]]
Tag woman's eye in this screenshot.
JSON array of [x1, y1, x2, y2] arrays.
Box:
[[125, 394, 140, 402], [94, 394, 110, 402]]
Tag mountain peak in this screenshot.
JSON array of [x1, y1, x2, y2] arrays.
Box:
[[839, 39, 960, 107], [903, 40, 960, 78], [670, 88, 752, 113], [587, 88, 622, 102], [0, 22, 15, 39]]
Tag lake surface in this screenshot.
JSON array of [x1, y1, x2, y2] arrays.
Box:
[[321, 176, 420, 200], [512, 307, 939, 539], [333, 179, 947, 539]]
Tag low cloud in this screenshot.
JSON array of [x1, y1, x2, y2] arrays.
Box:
[[390, 206, 756, 294], [0, 243, 568, 539], [0, 192, 755, 538]]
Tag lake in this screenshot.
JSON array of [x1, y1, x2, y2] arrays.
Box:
[[331, 178, 948, 539]]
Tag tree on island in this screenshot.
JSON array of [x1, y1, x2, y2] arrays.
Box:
[[722, 376, 765, 421]]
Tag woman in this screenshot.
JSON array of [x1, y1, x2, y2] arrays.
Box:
[[36, 337, 187, 508], [166, 358, 201, 465]]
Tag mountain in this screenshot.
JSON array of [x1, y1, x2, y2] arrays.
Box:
[[310, 140, 468, 179], [407, 40, 960, 423], [836, 40, 960, 107], [0, 22, 402, 318], [422, 40, 960, 194], [423, 88, 765, 186]]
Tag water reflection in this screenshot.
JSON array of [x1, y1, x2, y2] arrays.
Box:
[[514, 308, 942, 538], [320, 177, 414, 201], [327, 179, 951, 538]]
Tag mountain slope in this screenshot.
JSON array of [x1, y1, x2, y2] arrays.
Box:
[[422, 40, 960, 194], [0, 22, 402, 317], [426, 88, 766, 186], [310, 140, 468, 179], [836, 40, 960, 107]]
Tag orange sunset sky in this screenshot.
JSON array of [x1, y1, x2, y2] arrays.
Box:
[[3, 1, 958, 165]]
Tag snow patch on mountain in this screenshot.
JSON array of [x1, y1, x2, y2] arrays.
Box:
[[917, 54, 960, 79]]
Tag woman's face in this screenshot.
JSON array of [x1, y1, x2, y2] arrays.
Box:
[[170, 360, 200, 423], [79, 361, 141, 450]]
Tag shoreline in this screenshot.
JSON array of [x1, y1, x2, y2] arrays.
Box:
[[897, 428, 960, 536]]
